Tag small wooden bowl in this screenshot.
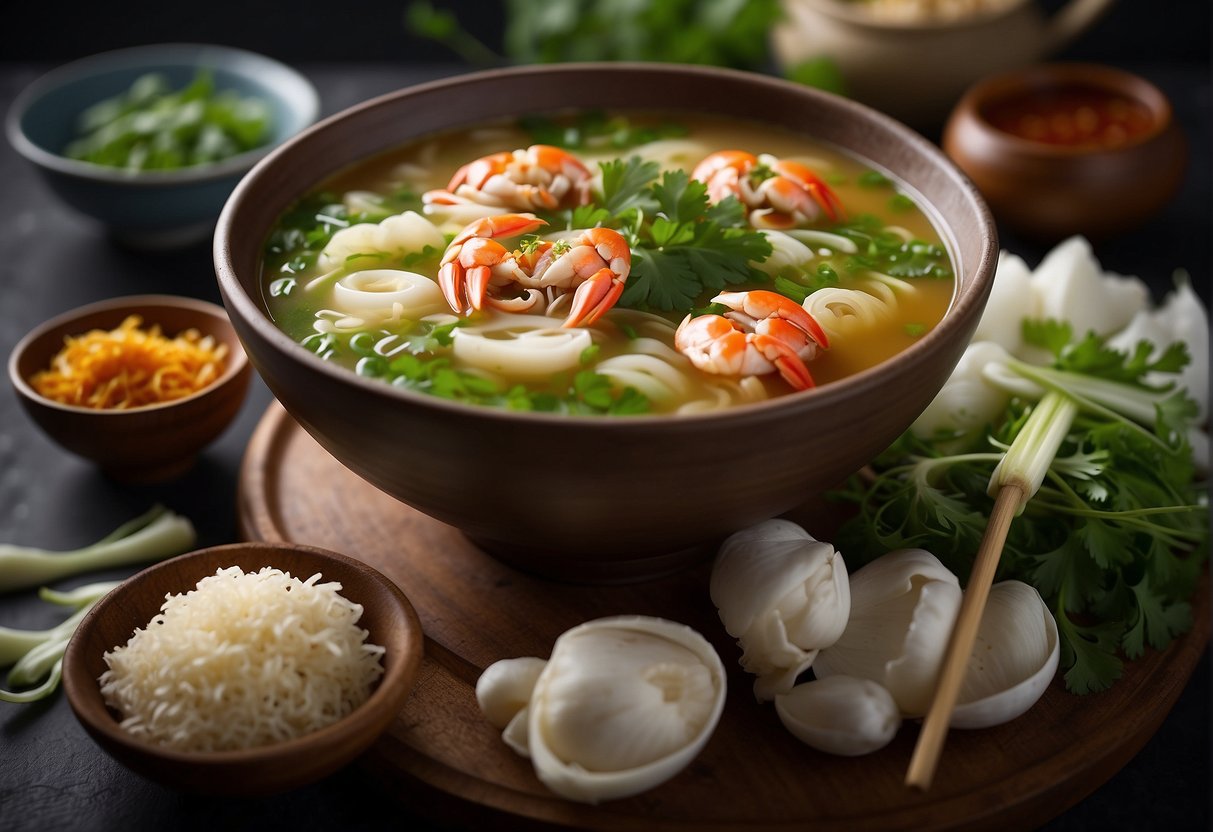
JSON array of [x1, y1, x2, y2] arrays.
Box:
[[62, 542, 424, 796], [8, 294, 252, 483], [943, 63, 1187, 240]]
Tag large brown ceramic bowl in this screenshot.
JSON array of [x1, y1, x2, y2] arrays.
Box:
[[214, 64, 997, 582]]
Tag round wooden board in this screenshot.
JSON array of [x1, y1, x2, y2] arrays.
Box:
[[237, 402, 1209, 831]]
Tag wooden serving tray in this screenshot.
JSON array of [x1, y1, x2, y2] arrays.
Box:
[[237, 402, 1209, 831]]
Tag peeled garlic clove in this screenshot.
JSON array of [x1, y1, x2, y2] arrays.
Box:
[[710, 519, 850, 701], [502, 705, 531, 757], [526, 615, 726, 804], [952, 581, 1059, 729], [477, 656, 548, 730], [775, 675, 900, 756], [813, 549, 961, 716]]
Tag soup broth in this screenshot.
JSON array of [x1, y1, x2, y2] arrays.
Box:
[[262, 112, 955, 415]]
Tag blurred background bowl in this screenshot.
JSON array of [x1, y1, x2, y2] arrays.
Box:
[[943, 62, 1187, 240], [771, 0, 1114, 129], [8, 294, 252, 483], [5, 43, 319, 250], [215, 63, 998, 583], [62, 541, 424, 796]]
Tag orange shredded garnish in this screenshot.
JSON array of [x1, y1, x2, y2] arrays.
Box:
[[31, 315, 229, 409]]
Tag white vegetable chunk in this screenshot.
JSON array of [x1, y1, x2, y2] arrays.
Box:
[[952, 581, 1059, 729], [1029, 236, 1148, 343], [912, 341, 1014, 441], [812, 549, 961, 716], [476, 656, 548, 730], [710, 519, 850, 701], [775, 675, 900, 756], [973, 251, 1037, 354], [480, 615, 726, 805], [1108, 279, 1210, 421]]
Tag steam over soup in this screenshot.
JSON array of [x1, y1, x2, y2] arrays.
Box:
[[262, 113, 955, 415]]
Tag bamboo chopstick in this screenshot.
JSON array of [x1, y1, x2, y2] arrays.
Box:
[[905, 482, 1025, 791]]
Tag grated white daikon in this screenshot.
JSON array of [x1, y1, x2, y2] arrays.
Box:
[[99, 565, 385, 751]]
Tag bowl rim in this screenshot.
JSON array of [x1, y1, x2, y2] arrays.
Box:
[[5, 42, 321, 187], [61, 541, 424, 767], [215, 61, 998, 428], [955, 61, 1175, 158], [8, 293, 251, 416]]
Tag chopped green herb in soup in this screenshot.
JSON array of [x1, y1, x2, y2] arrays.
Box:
[[262, 113, 955, 415]]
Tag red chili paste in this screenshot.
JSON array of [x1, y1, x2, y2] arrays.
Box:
[[983, 85, 1154, 149]]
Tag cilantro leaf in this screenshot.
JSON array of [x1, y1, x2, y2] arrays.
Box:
[[598, 168, 771, 312], [600, 157, 660, 215], [622, 248, 710, 312], [1058, 614, 1123, 694]]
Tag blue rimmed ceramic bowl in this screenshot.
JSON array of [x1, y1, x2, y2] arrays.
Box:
[[6, 43, 320, 249]]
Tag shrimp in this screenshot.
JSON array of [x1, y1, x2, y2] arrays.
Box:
[[423, 145, 594, 212], [674, 290, 829, 391], [691, 151, 845, 229], [438, 215, 632, 328]]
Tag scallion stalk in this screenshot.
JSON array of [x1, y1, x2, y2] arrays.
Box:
[[987, 390, 1079, 513], [0, 505, 195, 594]]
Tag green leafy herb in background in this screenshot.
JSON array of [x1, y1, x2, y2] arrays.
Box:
[[405, 0, 845, 92], [409, 0, 781, 69], [65, 70, 271, 171]]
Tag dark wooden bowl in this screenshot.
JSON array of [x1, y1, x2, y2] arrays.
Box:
[[215, 63, 998, 582], [943, 62, 1187, 240], [61, 542, 424, 796], [8, 294, 252, 483]]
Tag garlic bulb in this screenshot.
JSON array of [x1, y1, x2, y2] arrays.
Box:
[[476, 656, 548, 756], [710, 519, 850, 701], [775, 675, 900, 756], [812, 549, 961, 716], [479, 616, 726, 804], [952, 580, 1059, 728]]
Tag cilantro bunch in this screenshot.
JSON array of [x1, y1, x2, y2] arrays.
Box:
[[834, 324, 1209, 695], [549, 157, 773, 313]]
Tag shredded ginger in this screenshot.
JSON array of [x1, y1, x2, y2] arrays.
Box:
[[99, 566, 386, 751], [31, 315, 228, 409]]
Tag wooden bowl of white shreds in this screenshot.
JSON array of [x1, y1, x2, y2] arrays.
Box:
[[62, 542, 424, 795]]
